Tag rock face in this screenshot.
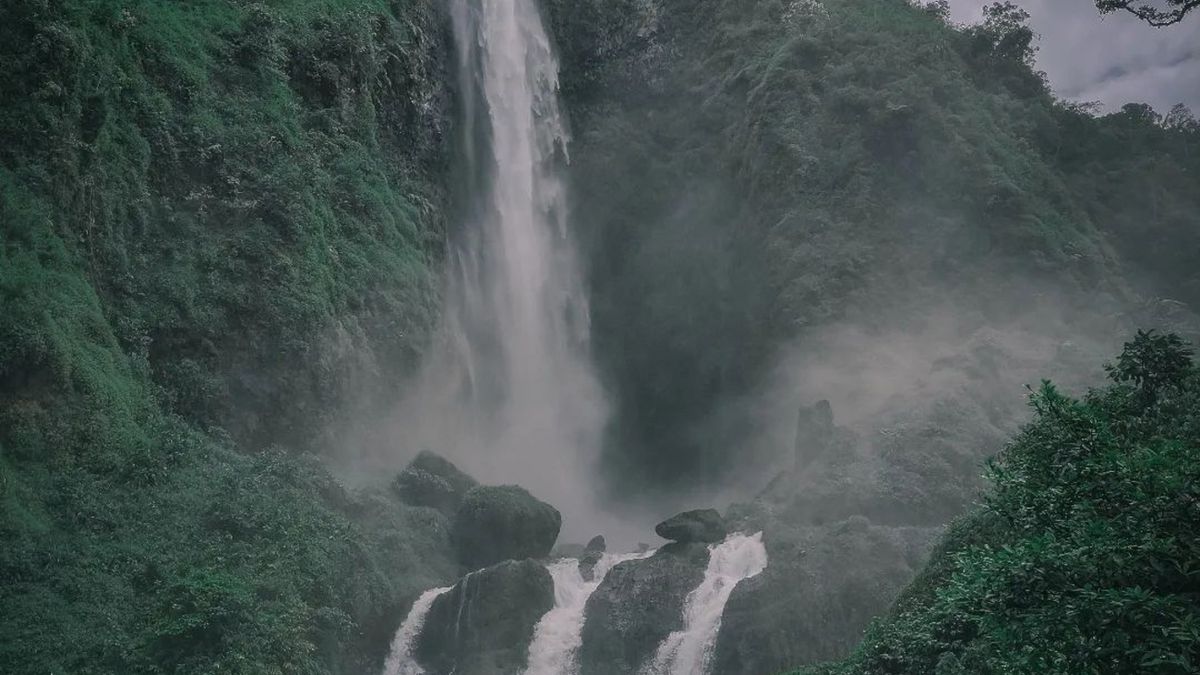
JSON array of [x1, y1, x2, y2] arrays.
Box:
[[578, 542, 710, 674], [655, 508, 727, 544], [585, 535, 607, 553], [416, 559, 554, 675], [710, 513, 939, 674], [453, 485, 562, 569], [392, 450, 479, 516]]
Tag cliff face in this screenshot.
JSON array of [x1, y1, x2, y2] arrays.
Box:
[[0, 0, 460, 672], [1, 0, 454, 452], [545, 0, 1200, 489]]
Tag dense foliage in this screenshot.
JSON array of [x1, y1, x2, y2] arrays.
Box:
[[545, 0, 1200, 490], [796, 331, 1200, 674], [0, 0, 459, 671]]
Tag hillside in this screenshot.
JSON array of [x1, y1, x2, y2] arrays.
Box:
[[546, 0, 1200, 489], [795, 331, 1200, 674], [1, 0, 460, 671], [1, 0, 1198, 672]]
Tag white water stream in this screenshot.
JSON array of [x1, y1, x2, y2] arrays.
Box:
[[381, 586, 453, 675], [525, 552, 653, 675], [642, 533, 769, 675]]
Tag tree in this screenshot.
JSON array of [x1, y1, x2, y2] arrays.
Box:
[[1164, 103, 1199, 132], [980, 2, 1037, 64], [1095, 0, 1199, 26]]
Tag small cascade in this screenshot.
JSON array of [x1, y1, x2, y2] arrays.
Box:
[[381, 586, 453, 675], [526, 552, 652, 675], [642, 533, 768, 675]]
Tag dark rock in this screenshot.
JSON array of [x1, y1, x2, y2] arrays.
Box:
[[579, 551, 603, 583], [654, 509, 727, 544], [710, 515, 939, 674], [579, 542, 710, 675], [416, 559, 554, 675], [579, 536, 607, 580], [392, 450, 478, 516], [453, 485, 562, 569]]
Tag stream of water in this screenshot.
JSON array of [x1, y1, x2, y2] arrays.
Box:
[[642, 533, 769, 675]]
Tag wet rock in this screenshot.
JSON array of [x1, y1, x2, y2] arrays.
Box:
[[453, 485, 562, 569], [416, 559, 554, 675], [710, 515, 939, 674], [392, 450, 478, 516], [578, 535, 607, 580], [655, 508, 727, 544], [579, 542, 710, 674]]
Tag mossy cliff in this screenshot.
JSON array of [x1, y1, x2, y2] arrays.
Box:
[[1, 0, 458, 672]]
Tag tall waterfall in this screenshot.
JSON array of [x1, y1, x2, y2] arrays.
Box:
[[526, 552, 654, 675], [396, 0, 609, 538], [382, 586, 452, 675], [643, 533, 769, 675]]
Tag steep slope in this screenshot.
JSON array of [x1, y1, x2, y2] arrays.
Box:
[[794, 331, 1200, 674], [0, 0, 460, 671], [547, 0, 1200, 488]]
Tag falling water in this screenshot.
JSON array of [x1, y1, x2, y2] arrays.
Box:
[[525, 552, 654, 675], [642, 533, 769, 675], [396, 0, 610, 540], [381, 586, 453, 675]]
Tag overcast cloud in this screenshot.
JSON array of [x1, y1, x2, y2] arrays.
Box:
[[948, 0, 1200, 114]]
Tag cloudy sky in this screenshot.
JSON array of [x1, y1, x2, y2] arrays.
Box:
[[948, 0, 1200, 114]]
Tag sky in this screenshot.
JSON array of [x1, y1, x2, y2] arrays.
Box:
[[947, 0, 1200, 114]]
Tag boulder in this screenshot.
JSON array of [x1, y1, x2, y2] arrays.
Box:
[[579, 543, 710, 674], [453, 485, 562, 569], [654, 509, 727, 544], [392, 450, 478, 516], [416, 559, 554, 675], [579, 535, 608, 580]]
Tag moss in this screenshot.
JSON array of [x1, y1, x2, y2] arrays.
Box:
[[0, 0, 458, 671]]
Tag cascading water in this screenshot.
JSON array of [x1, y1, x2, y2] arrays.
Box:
[[396, 0, 610, 540], [382, 586, 453, 675], [525, 552, 654, 675], [642, 533, 769, 675]]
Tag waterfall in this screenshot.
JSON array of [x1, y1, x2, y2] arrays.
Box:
[[526, 552, 653, 675], [381, 586, 453, 675], [397, 0, 610, 541], [642, 533, 769, 675]]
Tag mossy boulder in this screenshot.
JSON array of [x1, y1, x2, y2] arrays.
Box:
[[579, 542, 710, 674], [392, 451, 479, 516], [416, 559, 554, 675], [655, 508, 727, 544], [453, 486, 562, 569]]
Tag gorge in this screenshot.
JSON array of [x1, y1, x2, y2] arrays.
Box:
[[1, 0, 1198, 673]]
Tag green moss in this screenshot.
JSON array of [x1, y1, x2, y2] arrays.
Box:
[[0, 0, 457, 671]]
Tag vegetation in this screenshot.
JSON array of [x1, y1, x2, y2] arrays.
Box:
[[1096, 0, 1200, 26], [547, 0, 1200, 490], [1, 0, 458, 671], [796, 331, 1200, 674], [3, 0, 1199, 670]]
